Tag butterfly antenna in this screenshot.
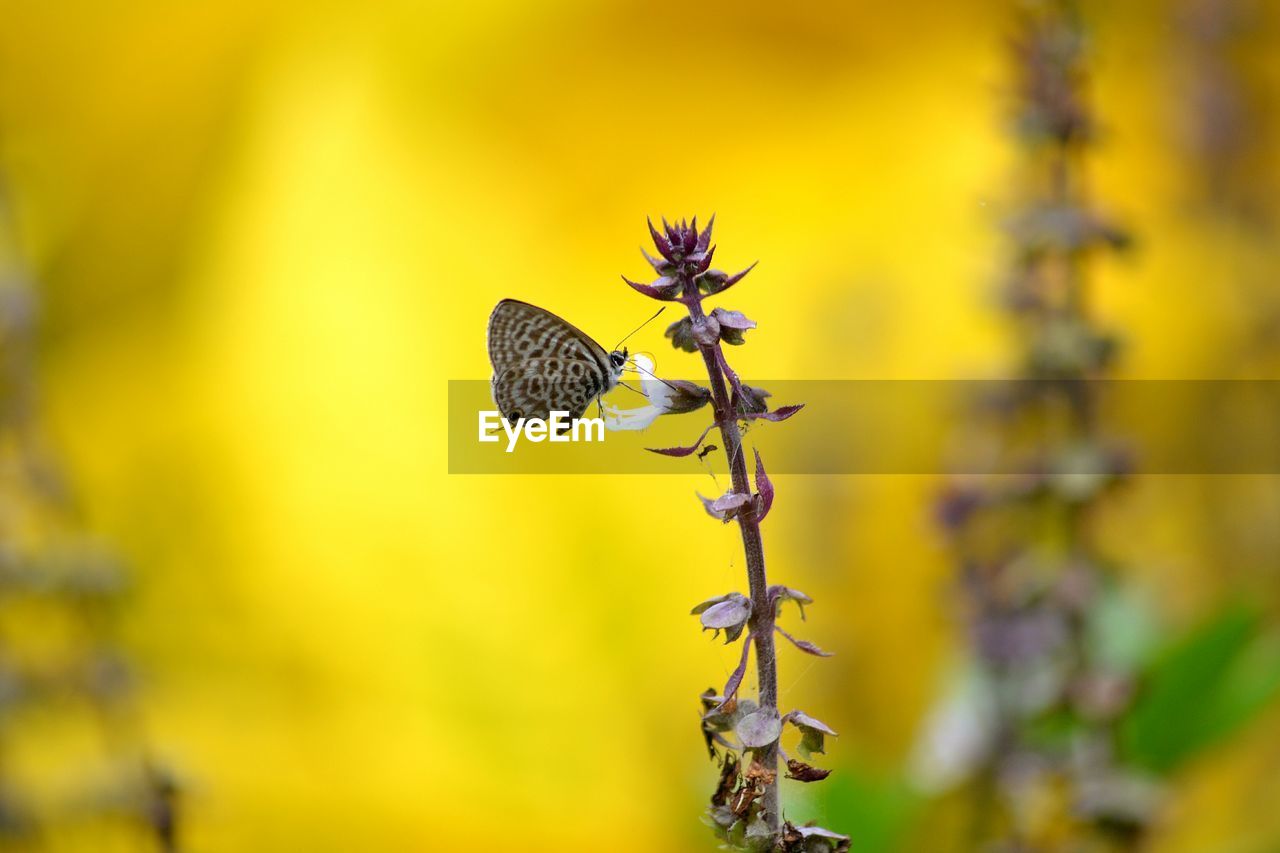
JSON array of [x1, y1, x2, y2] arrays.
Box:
[[625, 355, 684, 395], [613, 306, 666, 352]]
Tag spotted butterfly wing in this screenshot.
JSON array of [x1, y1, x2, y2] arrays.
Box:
[[487, 299, 624, 421], [491, 358, 605, 422]]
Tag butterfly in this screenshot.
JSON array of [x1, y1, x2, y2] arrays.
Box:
[[486, 299, 628, 422]]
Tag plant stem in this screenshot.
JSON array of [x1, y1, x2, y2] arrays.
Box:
[[685, 291, 780, 830]]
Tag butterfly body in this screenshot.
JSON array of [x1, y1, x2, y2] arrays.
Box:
[[487, 299, 625, 421]]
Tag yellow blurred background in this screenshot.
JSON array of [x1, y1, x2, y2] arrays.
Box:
[[0, 0, 1278, 850]]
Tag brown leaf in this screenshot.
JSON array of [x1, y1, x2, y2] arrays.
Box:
[[730, 780, 761, 819], [786, 759, 832, 783], [746, 759, 778, 786], [711, 752, 739, 807]]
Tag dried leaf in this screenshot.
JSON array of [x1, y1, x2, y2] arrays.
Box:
[[745, 759, 777, 786], [711, 752, 740, 807], [785, 759, 832, 783], [730, 780, 762, 818]]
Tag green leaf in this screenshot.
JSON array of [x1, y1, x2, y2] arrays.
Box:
[[1202, 632, 1280, 750], [1123, 604, 1280, 773]]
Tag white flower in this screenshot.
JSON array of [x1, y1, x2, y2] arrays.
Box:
[[603, 354, 679, 431]]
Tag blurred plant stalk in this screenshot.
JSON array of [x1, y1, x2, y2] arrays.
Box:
[[929, 1, 1158, 848], [0, 182, 176, 850]]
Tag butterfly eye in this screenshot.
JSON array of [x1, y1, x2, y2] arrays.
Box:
[[510, 409, 523, 420]]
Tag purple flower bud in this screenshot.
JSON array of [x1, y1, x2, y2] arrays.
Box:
[[687, 245, 716, 274], [681, 222, 698, 253], [647, 217, 675, 261], [641, 246, 675, 275], [696, 214, 715, 253]]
